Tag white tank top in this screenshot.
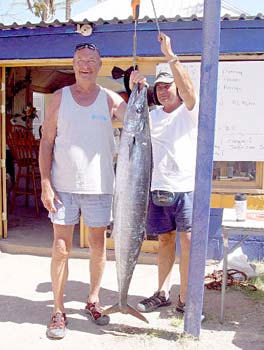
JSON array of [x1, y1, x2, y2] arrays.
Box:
[[51, 86, 115, 194]]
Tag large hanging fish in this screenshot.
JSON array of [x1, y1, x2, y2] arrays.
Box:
[[104, 84, 152, 323]]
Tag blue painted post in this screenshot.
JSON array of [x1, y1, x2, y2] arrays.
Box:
[[184, 0, 221, 337]]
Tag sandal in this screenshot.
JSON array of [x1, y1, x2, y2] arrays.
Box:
[[136, 292, 171, 313], [176, 295, 205, 322], [46, 312, 68, 339], [85, 302, 110, 326], [176, 295, 185, 313]]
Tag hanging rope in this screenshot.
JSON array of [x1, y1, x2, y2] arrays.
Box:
[[204, 269, 258, 291], [131, 0, 140, 69], [150, 0, 161, 36], [131, 0, 160, 69]]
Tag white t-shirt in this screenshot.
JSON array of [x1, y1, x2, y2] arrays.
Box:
[[150, 101, 199, 192]]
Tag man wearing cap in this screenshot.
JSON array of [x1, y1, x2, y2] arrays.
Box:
[[135, 32, 200, 317]]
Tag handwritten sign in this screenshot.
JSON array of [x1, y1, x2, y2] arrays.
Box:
[[181, 61, 264, 161]]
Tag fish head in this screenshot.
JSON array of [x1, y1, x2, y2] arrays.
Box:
[[123, 85, 149, 134]]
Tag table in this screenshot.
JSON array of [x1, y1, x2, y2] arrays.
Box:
[[220, 208, 264, 323]]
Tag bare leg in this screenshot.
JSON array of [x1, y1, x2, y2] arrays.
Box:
[[87, 226, 107, 303], [51, 224, 74, 314], [179, 231, 191, 303], [157, 231, 176, 298]]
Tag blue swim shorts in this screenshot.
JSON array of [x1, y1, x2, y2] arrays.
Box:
[[49, 192, 113, 227], [146, 191, 193, 234]]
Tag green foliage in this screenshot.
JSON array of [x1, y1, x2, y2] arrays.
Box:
[[170, 316, 184, 328], [26, 0, 55, 20]]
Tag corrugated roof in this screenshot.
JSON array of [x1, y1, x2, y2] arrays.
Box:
[[0, 14, 263, 31], [73, 0, 247, 21]]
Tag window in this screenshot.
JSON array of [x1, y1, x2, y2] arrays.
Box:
[[213, 161, 256, 182], [212, 161, 264, 193]]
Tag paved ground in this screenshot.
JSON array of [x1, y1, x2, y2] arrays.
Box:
[[0, 251, 184, 350], [1, 251, 264, 350], [1, 208, 264, 349]]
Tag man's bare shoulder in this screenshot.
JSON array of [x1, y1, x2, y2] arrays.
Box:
[[46, 86, 67, 116], [52, 87, 63, 99], [103, 87, 117, 97], [49, 86, 68, 108], [104, 88, 125, 104], [103, 88, 127, 121]]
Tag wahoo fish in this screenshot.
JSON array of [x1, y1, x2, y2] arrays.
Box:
[[104, 85, 152, 323]]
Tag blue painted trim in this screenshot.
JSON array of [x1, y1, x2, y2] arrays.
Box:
[[0, 25, 77, 38], [0, 19, 263, 61]]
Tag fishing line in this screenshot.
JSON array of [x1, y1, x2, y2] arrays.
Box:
[[150, 0, 161, 35]]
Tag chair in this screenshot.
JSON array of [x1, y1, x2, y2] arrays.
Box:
[[6, 125, 40, 216]]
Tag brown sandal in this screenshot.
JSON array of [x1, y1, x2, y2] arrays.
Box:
[[85, 302, 110, 325], [46, 312, 68, 339]]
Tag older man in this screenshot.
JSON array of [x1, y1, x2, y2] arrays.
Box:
[[39, 42, 144, 338]]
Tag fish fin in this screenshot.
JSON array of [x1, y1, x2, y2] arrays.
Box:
[[102, 303, 120, 315], [125, 304, 149, 323]]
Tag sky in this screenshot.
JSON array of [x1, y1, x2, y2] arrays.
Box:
[[0, 0, 263, 25], [228, 0, 264, 14], [0, 0, 95, 24]]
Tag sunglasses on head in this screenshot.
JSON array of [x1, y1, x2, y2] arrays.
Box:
[[75, 43, 99, 53]]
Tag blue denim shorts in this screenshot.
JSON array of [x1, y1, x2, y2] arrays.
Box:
[[146, 191, 193, 234], [49, 192, 113, 227]]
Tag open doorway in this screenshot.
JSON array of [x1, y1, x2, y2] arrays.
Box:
[[5, 65, 76, 243], [5, 64, 126, 247]]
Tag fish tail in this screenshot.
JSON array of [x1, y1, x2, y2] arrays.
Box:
[[125, 304, 149, 323], [102, 303, 149, 323], [102, 303, 120, 315]]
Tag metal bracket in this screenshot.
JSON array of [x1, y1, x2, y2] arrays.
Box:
[[76, 24, 93, 37]]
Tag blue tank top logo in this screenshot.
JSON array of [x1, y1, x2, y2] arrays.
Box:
[[91, 114, 108, 121]]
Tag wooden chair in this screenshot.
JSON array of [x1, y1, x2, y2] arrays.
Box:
[[6, 125, 41, 216]]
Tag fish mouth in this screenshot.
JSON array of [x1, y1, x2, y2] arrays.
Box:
[[123, 85, 148, 132]]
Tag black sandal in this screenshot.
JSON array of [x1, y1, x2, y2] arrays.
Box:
[[136, 292, 171, 313], [176, 295, 185, 313]]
